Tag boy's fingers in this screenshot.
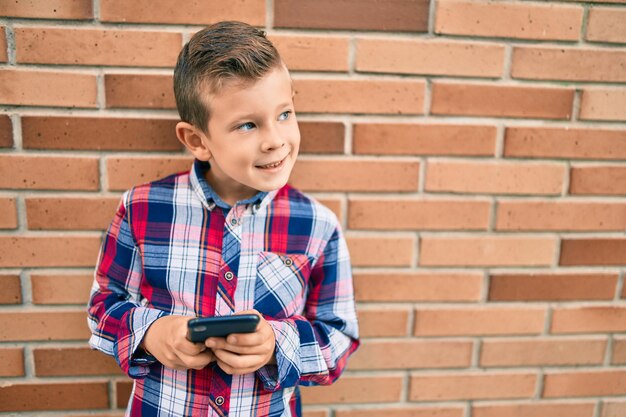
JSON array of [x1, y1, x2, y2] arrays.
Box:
[[176, 339, 209, 356], [213, 349, 261, 370], [179, 350, 215, 370]]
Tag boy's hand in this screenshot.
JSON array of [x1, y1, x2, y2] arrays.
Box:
[[205, 310, 276, 375], [142, 315, 215, 371]]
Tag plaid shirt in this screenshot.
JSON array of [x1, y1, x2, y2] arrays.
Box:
[[87, 160, 359, 417]]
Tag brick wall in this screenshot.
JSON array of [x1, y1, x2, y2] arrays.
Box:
[[1, 0, 625, 415]]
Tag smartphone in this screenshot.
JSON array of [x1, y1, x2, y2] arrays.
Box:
[[187, 314, 260, 343]]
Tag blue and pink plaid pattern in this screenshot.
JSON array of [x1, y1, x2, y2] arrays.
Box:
[[87, 160, 360, 417]]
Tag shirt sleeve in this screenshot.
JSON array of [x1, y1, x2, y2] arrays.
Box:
[[87, 192, 168, 379], [256, 222, 360, 391]]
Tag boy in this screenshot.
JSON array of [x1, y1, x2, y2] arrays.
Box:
[[87, 21, 359, 417]]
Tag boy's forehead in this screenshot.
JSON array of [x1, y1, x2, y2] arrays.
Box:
[[205, 65, 294, 102]]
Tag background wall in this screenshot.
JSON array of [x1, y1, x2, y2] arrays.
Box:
[[0, 0, 625, 415]]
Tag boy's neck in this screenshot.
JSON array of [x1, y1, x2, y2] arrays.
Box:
[[204, 169, 259, 207]]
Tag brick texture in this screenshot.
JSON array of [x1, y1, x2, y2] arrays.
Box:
[[0, 69, 97, 107], [0, 0, 93, 19], [489, 273, 618, 301], [100, 0, 265, 25], [0, 274, 21, 304], [15, 28, 182, 67], [435, 0, 582, 41], [409, 372, 537, 401], [579, 88, 626, 121], [31, 273, 93, 304], [353, 123, 496, 156], [0, 115, 12, 148], [504, 126, 626, 160], [512, 47, 626, 82], [354, 271, 482, 302], [1, 2, 625, 416], [431, 82, 574, 119], [480, 338, 606, 367], [0, 197, 17, 229], [586, 7, 626, 43], [356, 38, 504, 77], [22, 117, 181, 151], [26, 197, 120, 230], [274, 0, 429, 32]]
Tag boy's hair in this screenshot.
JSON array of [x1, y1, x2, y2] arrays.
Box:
[[174, 21, 282, 132]]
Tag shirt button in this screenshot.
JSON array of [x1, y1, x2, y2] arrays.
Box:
[[283, 258, 293, 267], [215, 396, 224, 406], [224, 271, 234, 281], [230, 218, 238, 226]]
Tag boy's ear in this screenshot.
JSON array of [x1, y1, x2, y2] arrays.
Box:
[[175, 121, 212, 161]]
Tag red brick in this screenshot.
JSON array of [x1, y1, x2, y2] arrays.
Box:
[[353, 123, 496, 156], [358, 308, 410, 337], [414, 307, 546, 336], [336, 407, 464, 417], [15, 27, 181, 67], [356, 38, 504, 77], [349, 339, 472, 370], [426, 160, 564, 195], [0, 27, 6, 62], [31, 273, 93, 305], [0, 114, 12, 148], [544, 370, 626, 397], [0, 197, 17, 229], [106, 156, 192, 191], [105, 74, 174, 109], [302, 375, 403, 404], [560, 238, 626, 266], [0, 311, 90, 341], [0, 0, 93, 19], [489, 273, 618, 301], [420, 236, 557, 267], [271, 35, 349, 72], [294, 79, 424, 114], [473, 402, 595, 417], [410, 372, 536, 401], [570, 165, 626, 196], [0, 274, 21, 304], [551, 307, 626, 334], [0, 69, 97, 107], [480, 337, 606, 367], [512, 47, 626, 82], [23, 116, 181, 151], [431, 82, 574, 119], [292, 159, 420, 192], [347, 234, 414, 267], [354, 271, 482, 302], [26, 197, 120, 230], [116, 381, 133, 408], [579, 88, 626, 121], [314, 197, 343, 223], [349, 198, 490, 230], [304, 412, 328, 417], [435, 0, 582, 41], [612, 337, 626, 364], [603, 401, 626, 417], [274, 0, 429, 32], [0, 348, 24, 377], [299, 122, 344, 154], [0, 236, 101, 267], [101, 0, 264, 25], [586, 7, 626, 43], [504, 126, 626, 160], [0, 382, 108, 411], [34, 347, 121, 376], [496, 201, 626, 232], [0, 155, 99, 190]]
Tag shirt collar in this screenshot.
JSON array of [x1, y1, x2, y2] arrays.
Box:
[[190, 159, 268, 211]]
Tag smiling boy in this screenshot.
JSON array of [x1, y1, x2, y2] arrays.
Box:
[[87, 21, 359, 417]]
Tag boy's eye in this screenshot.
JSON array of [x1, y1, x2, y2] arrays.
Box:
[[278, 111, 291, 121], [237, 122, 255, 131]]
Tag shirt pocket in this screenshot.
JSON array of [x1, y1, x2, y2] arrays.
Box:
[[254, 251, 312, 319]]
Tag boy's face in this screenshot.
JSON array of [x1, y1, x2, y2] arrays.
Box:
[[199, 65, 300, 204]]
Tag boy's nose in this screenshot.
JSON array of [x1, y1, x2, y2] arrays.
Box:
[[260, 126, 286, 151]]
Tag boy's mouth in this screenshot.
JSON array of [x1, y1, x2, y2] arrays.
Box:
[[256, 155, 287, 170]]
